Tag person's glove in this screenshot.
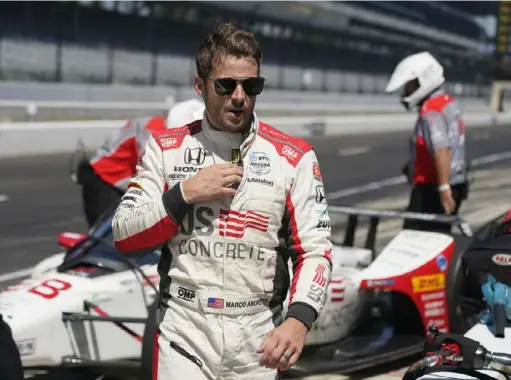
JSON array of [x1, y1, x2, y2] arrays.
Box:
[[480, 275, 511, 324]]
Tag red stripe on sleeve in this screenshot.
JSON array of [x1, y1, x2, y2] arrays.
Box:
[[286, 192, 306, 303], [114, 216, 177, 252]]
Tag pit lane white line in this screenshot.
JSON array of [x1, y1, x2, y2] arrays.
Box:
[[473, 131, 490, 140], [0, 194, 8, 202], [327, 150, 511, 200], [0, 268, 33, 283], [338, 146, 370, 156]]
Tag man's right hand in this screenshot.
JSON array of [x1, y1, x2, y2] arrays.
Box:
[[181, 163, 243, 203], [440, 187, 456, 215]]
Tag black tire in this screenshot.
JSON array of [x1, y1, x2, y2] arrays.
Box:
[[140, 300, 158, 380], [445, 235, 473, 334]]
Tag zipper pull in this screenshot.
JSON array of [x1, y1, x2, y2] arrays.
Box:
[[231, 148, 242, 191]]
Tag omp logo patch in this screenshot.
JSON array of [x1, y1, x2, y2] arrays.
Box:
[[155, 134, 187, 151], [281, 145, 298, 160], [412, 273, 445, 293], [177, 286, 196, 302], [160, 138, 178, 148]]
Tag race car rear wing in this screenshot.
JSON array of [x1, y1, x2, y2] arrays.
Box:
[[328, 205, 473, 254]]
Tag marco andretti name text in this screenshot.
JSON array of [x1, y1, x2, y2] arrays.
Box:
[[226, 299, 269, 308]]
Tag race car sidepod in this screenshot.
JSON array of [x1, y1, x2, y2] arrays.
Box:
[[359, 229, 469, 335]]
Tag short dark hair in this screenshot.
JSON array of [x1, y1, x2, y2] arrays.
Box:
[[196, 22, 262, 79]]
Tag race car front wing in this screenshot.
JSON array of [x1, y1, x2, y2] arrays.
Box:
[[60, 300, 147, 380]]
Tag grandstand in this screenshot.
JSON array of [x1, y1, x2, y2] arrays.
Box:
[[0, 1, 498, 99]]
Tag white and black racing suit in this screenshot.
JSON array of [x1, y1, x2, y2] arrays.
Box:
[[112, 113, 333, 379]]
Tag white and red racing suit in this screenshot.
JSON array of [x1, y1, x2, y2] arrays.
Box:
[[90, 116, 166, 191], [112, 113, 333, 380]]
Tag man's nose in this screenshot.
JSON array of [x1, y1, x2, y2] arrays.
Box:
[[231, 83, 245, 103]]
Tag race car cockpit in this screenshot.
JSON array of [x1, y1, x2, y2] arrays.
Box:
[[454, 210, 511, 336], [56, 210, 160, 277]]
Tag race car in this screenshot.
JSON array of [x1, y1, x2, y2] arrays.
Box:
[[0, 206, 482, 379], [398, 212, 511, 380]]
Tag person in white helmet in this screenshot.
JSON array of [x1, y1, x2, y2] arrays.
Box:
[[385, 51, 469, 233], [77, 99, 204, 228], [166, 98, 205, 129]]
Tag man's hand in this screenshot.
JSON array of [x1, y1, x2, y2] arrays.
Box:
[[440, 186, 456, 215], [181, 163, 243, 203], [257, 317, 307, 371]]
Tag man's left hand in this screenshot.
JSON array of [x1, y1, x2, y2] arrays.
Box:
[[257, 317, 307, 371]]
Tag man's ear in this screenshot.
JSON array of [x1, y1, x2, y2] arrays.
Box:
[[194, 75, 204, 97]]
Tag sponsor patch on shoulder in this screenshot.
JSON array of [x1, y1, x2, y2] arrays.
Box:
[[313, 162, 322, 181]]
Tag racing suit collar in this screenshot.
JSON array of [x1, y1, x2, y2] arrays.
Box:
[[416, 87, 444, 110], [202, 111, 259, 156]]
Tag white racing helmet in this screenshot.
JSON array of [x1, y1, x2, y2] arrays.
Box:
[[166, 98, 205, 128], [385, 51, 445, 110]]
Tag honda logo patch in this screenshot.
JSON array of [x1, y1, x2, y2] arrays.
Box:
[[315, 185, 326, 204], [184, 148, 206, 165]]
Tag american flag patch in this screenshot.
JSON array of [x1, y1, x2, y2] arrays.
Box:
[[207, 297, 224, 309], [312, 264, 327, 287], [219, 209, 269, 238]]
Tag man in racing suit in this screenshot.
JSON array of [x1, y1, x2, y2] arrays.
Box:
[[112, 22, 332, 380], [386, 51, 469, 233], [78, 99, 205, 228]]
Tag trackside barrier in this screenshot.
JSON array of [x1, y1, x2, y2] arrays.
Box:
[[1, 112, 511, 158]]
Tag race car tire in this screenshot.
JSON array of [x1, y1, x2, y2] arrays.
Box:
[[140, 300, 158, 380], [445, 235, 473, 334]]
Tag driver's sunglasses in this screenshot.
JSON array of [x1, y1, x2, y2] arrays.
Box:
[[210, 77, 265, 96]]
